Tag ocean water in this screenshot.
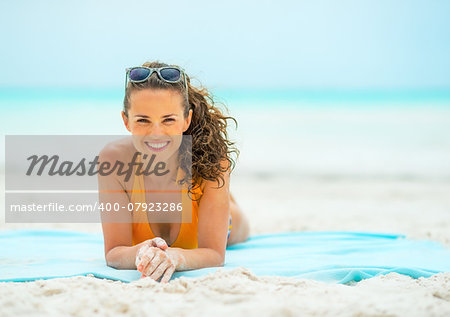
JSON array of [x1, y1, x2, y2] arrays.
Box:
[[1, 88, 450, 181]]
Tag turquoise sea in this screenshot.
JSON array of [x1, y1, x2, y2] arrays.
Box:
[[1, 88, 450, 181]]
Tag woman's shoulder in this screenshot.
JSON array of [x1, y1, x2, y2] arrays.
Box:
[[97, 137, 137, 191], [98, 136, 135, 163]]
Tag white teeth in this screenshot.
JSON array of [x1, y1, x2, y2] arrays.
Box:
[[146, 141, 169, 149]]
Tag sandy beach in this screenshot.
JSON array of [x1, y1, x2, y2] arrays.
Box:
[[2, 0, 450, 315], [2, 101, 450, 316], [1, 173, 450, 316]]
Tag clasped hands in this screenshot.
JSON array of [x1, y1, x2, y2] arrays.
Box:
[[135, 237, 178, 283]]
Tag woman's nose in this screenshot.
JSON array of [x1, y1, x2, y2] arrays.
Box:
[[150, 123, 165, 136]]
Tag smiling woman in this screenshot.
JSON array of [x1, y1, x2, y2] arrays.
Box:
[[97, 61, 250, 283]]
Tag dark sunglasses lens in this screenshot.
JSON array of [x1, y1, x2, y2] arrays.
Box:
[[160, 68, 181, 81], [129, 68, 151, 81]]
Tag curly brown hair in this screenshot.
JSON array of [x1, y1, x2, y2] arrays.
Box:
[[123, 61, 239, 198]]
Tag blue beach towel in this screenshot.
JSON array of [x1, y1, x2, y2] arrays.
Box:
[[0, 229, 449, 284]]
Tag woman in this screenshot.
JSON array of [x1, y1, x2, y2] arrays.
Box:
[[98, 61, 250, 283]]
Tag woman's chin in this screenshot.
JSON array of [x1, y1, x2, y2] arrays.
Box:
[[141, 148, 177, 165]]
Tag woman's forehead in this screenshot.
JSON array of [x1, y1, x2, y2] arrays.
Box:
[[129, 89, 184, 115]]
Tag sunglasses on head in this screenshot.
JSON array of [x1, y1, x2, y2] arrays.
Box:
[[125, 66, 188, 95]]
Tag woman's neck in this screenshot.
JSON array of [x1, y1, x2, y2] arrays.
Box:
[[139, 151, 180, 189]]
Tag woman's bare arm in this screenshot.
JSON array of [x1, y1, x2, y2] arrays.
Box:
[[164, 162, 231, 271], [98, 144, 141, 269]]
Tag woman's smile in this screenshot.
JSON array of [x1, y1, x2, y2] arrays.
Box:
[[144, 140, 171, 152]]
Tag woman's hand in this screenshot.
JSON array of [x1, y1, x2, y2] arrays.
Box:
[[135, 238, 179, 283], [136, 237, 169, 252]]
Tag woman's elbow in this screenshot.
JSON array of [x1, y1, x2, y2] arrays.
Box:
[[214, 259, 225, 267], [105, 250, 121, 269], [213, 251, 225, 267], [105, 254, 116, 269]]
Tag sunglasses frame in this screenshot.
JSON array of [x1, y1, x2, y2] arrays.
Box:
[[124, 66, 188, 97]]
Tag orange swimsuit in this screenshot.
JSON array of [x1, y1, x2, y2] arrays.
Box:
[[130, 155, 231, 249]]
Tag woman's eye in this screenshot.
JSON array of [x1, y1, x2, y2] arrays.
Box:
[[164, 118, 175, 123], [137, 119, 149, 123]]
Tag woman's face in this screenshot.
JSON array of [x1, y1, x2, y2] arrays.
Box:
[[122, 88, 192, 162]]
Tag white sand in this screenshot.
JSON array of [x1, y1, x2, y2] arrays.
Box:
[[1, 268, 449, 317], [1, 176, 450, 316]]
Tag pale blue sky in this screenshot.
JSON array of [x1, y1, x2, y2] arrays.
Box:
[[1, 0, 449, 90]]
